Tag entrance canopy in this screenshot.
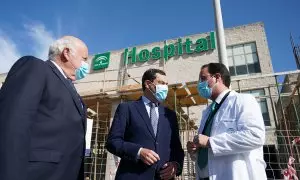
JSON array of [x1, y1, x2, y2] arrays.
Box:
[[118, 82, 208, 107], [82, 81, 208, 131]]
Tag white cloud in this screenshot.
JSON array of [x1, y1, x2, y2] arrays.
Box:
[[0, 23, 56, 74], [0, 31, 21, 74], [24, 23, 56, 60]]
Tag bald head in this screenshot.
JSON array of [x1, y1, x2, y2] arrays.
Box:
[[48, 36, 89, 81]]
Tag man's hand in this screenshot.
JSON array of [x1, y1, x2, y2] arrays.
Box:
[[140, 148, 160, 165], [186, 141, 198, 154], [193, 134, 210, 148], [159, 162, 178, 180]]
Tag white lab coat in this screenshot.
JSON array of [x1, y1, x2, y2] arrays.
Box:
[[191, 91, 267, 180]]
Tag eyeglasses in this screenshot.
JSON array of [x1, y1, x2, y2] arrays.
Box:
[[199, 74, 214, 82]]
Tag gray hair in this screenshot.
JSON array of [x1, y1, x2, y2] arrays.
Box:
[[48, 38, 77, 60]]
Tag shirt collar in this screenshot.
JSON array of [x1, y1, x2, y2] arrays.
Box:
[[50, 60, 67, 79], [215, 89, 230, 104], [142, 96, 152, 106], [142, 96, 159, 107]]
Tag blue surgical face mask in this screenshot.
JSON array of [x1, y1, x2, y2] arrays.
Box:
[[154, 84, 169, 102], [197, 76, 217, 99], [75, 61, 89, 80], [197, 81, 212, 99]]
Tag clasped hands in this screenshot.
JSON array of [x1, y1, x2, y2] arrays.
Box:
[[186, 134, 210, 154], [139, 148, 178, 180]]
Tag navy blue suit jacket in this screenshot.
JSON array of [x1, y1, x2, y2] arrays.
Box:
[[106, 98, 184, 180], [0, 56, 86, 180]]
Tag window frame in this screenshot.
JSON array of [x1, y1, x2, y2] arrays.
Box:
[[227, 42, 261, 76], [242, 88, 271, 126]]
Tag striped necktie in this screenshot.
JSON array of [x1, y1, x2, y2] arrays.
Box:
[[149, 102, 158, 136]]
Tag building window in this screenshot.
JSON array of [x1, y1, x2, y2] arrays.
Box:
[[227, 42, 261, 76], [242, 89, 271, 126]]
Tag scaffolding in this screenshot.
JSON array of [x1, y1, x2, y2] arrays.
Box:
[[81, 69, 300, 180], [290, 34, 300, 69]]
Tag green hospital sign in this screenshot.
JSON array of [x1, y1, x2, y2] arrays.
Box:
[[92, 32, 216, 70], [124, 32, 216, 64]]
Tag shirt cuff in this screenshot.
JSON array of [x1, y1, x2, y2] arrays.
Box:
[[137, 148, 143, 159]]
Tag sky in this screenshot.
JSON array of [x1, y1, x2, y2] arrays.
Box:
[[0, 0, 299, 74]]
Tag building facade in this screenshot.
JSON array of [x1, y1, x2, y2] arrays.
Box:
[[1, 22, 292, 179], [73, 22, 279, 179]]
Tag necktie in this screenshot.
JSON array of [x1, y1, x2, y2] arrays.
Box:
[[197, 102, 219, 169], [149, 103, 158, 136]]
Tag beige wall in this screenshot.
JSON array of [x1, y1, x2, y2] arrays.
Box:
[[74, 22, 274, 96], [0, 22, 278, 145], [0, 22, 274, 96]]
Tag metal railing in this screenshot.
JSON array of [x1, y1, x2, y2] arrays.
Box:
[[83, 70, 300, 180]]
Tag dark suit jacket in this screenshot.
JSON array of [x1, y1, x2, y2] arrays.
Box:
[[0, 56, 86, 180], [106, 98, 184, 180]]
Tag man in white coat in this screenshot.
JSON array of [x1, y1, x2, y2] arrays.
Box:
[[187, 63, 267, 180]]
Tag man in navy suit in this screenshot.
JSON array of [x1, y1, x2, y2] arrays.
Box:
[[106, 69, 184, 180], [0, 36, 89, 180]]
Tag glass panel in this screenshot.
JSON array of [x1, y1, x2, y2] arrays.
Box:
[[229, 66, 236, 76], [236, 65, 248, 75], [247, 89, 264, 102], [248, 62, 261, 74], [234, 55, 246, 66], [264, 119, 271, 126], [260, 101, 268, 113], [263, 111, 271, 126], [227, 47, 233, 56], [243, 90, 251, 94], [248, 64, 255, 74], [251, 89, 265, 96], [233, 45, 244, 55], [246, 53, 258, 64], [244, 43, 257, 53], [250, 92, 260, 98], [228, 56, 234, 66], [254, 62, 261, 73]]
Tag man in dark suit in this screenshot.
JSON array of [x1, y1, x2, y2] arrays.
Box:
[[0, 36, 89, 180], [106, 69, 184, 180]]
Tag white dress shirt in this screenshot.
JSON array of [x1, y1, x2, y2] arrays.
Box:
[[50, 60, 67, 79], [137, 96, 159, 158], [142, 96, 159, 119]]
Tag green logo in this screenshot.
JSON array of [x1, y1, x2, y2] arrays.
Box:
[[92, 52, 110, 70]]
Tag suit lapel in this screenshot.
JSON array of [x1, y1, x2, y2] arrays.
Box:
[[80, 96, 87, 132], [46, 60, 85, 118], [199, 108, 210, 134], [134, 98, 156, 140], [155, 105, 165, 141]]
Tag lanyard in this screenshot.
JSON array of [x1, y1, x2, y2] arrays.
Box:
[[201, 91, 231, 134]]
